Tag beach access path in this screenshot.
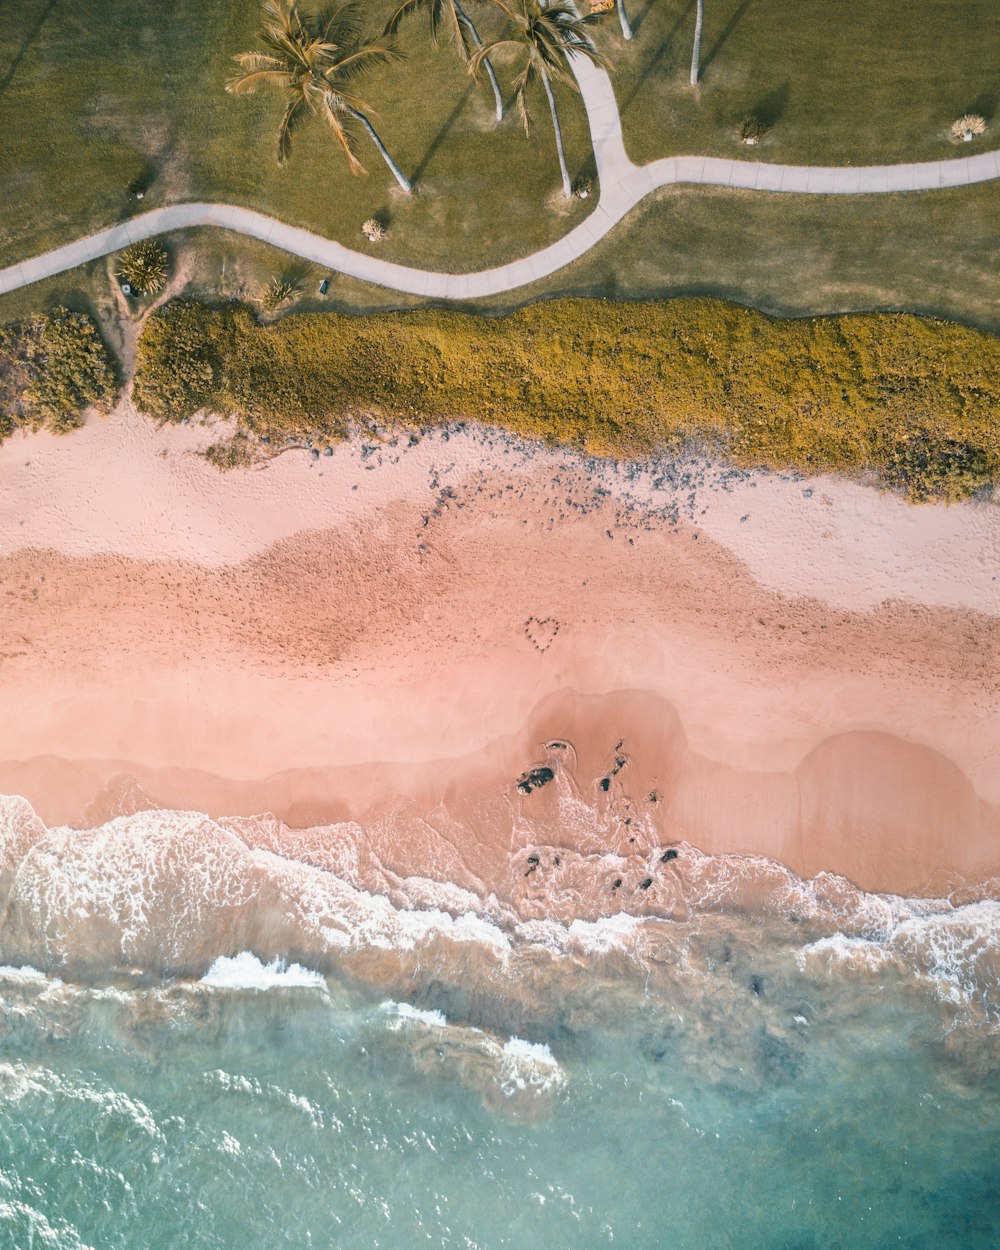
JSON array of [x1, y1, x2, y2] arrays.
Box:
[[2, 58, 999, 301]]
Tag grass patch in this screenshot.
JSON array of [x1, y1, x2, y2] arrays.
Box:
[[0, 0, 595, 272], [602, 0, 1000, 166], [494, 183, 1000, 333], [134, 295, 1000, 501]]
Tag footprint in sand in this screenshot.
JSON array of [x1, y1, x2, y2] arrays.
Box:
[[524, 616, 560, 653]]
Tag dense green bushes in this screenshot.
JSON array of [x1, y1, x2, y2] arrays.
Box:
[[0, 309, 119, 437], [134, 297, 1000, 500]]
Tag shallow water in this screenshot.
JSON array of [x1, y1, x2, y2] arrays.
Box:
[[0, 794, 998, 1249]]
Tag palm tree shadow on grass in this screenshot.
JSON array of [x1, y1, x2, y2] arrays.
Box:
[[411, 83, 475, 184], [618, 0, 696, 117], [700, 0, 753, 78], [0, 0, 59, 95]]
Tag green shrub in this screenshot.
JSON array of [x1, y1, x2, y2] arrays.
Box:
[[132, 297, 1000, 500], [0, 308, 119, 438], [115, 240, 169, 296]]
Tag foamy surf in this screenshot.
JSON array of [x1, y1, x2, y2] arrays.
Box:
[[201, 953, 327, 991], [0, 793, 996, 1033]]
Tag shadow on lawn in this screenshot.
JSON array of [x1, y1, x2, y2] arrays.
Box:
[[411, 84, 475, 187], [701, 0, 754, 78], [618, 0, 697, 117], [0, 0, 59, 95]]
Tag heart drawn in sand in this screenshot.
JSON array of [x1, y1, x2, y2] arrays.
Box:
[[524, 616, 560, 653]]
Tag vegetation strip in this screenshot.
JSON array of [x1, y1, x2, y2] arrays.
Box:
[[132, 296, 1000, 501], [0, 310, 118, 439]]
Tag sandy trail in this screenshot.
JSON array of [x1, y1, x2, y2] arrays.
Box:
[[1, 403, 998, 899]]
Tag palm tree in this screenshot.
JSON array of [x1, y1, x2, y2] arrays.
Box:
[[227, 0, 412, 193], [689, 0, 704, 85], [385, 0, 505, 121], [474, 0, 609, 200]]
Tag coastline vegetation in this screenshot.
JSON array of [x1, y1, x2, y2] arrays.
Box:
[[0, 310, 118, 439], [133, 296, 999, 500]]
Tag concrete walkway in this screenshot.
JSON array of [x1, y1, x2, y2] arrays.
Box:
[[2, 58, 998, 302]]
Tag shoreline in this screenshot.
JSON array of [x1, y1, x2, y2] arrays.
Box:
[[2, 404, 998, 900]]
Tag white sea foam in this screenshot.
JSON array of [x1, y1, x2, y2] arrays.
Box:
[[201, 952, 327, 990], [566, 912, 646, 955], [379, 1000, 448, 1030], [799, 899, 1000, 1022], [0, 965, 58, 987], [498, 1037, 565, 1096]]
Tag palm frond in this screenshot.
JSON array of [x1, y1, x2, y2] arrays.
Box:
[[383, 0, 424, 37], [276, 91, 308, 163], [318, 95, 368, 175], [332, 41, 404, 84]]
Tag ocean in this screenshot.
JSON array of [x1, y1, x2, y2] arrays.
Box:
[[0, 793, 997, 1249]]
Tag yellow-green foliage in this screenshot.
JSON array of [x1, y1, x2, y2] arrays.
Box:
[[134, 297, 1000, 500], [0, 308, 119, 437]]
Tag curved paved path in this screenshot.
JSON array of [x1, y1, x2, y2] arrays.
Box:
[[2, 59, 998, 301]]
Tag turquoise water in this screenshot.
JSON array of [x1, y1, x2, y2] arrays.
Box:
[[0, 798, 998, 1248]]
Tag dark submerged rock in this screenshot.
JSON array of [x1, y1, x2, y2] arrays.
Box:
[[516, 766, 555, 795]]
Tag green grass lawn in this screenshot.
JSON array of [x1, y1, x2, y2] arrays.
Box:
[[0, 0, 595, 271], [502, 182, 1000, 332], [2, 0, 999, 336], [600, 0, 1000, 165]]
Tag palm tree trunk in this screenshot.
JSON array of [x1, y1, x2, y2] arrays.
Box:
[[454, 1, 504, 120], [539, 63, 572, 199], [617, 0, 633, 40], [689, 0, 704, 85], [346, 107, 412, 193]]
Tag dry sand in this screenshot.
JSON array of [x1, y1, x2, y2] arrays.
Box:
[[1, 400, 998, 900]]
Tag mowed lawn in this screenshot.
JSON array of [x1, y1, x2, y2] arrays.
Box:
[[599, 0, 1000, 165], [0, 0, 596, 270]]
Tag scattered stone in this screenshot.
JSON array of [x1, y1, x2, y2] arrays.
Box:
[[612, 878, 622, 890], [750, 975, 763, 996], [639, 878, 653, 890]]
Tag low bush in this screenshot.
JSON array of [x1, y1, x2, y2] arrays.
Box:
[[133, 296, 1000, 500], [0, 309, 119, 437]]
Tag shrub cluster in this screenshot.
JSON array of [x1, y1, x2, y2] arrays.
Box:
[[0, 308, 119, 438], [133, 297, 1000, 501]]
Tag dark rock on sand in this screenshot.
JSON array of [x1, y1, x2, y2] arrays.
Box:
[[517, 766, 555, 794]]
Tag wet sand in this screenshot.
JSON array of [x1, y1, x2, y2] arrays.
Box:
[[1, 402, 998, 898]]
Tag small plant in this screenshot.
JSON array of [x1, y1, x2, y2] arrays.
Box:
[[115, 241, 169, 296], [572, 177, 592, 200], [257, 277, 297, 312], [362, 217, 387, 243], [951, 113, 986, 141], [738, 114, 767, 145]]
